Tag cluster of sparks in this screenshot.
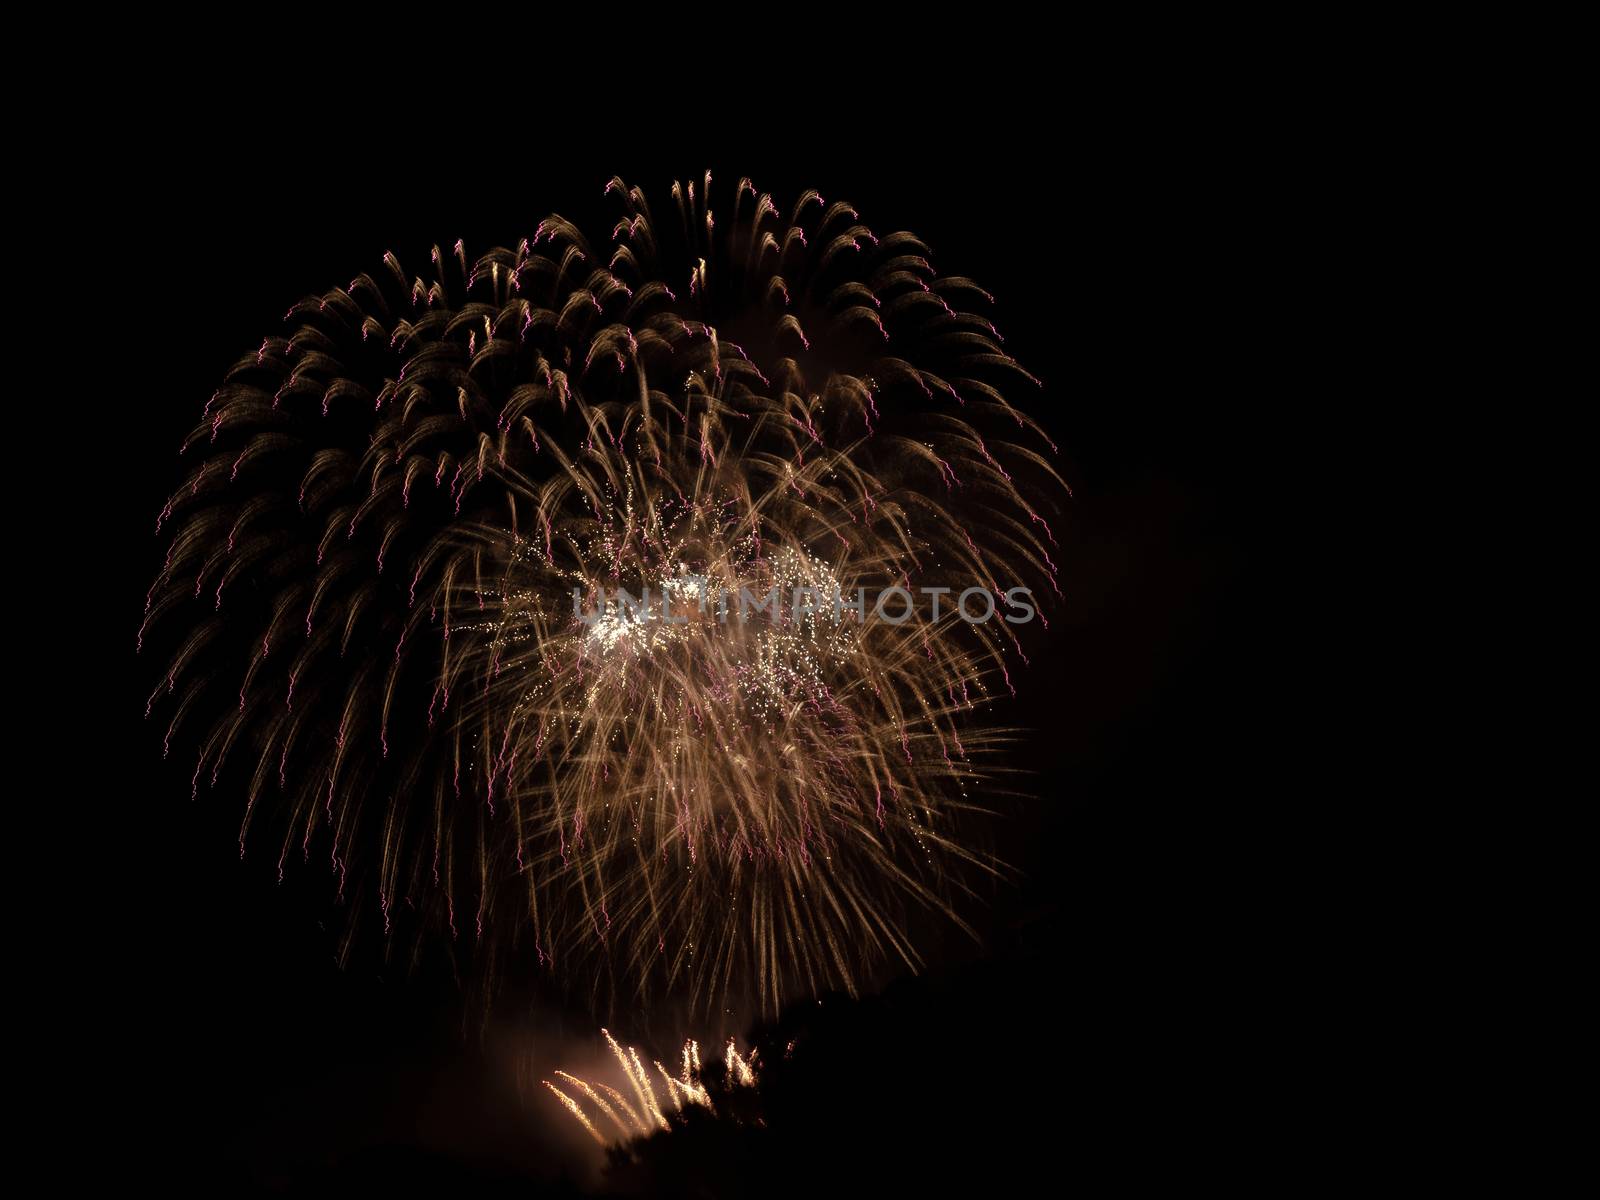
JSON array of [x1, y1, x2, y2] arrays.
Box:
[[542, 1030, 760, 1148], [140, 172, 1065, 1016]]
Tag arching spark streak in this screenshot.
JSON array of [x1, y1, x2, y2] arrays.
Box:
[[544, 1079, 605, 1146]]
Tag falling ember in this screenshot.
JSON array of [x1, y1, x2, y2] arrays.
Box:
[[139, 172, 1066, 1017]]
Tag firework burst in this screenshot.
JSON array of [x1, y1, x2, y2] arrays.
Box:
[[140, 172, 1066, 1015]]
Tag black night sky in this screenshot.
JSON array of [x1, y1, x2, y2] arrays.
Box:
[[89, 101, 1274, 1195]]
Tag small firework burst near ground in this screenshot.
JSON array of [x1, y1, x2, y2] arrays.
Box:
[[543, 1030, 762, 1148]]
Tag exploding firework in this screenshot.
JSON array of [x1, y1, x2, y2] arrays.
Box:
[[543, 1029, 761, 1147], [140, 172, 1066, 1015]]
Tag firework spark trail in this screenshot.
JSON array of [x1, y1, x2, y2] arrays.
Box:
[[596, 1082, 649, 1134], [140, 173, 1067, 1015], [554, 1070, 639, 1139], [725, 1038, 757, 1089], [544, 1079, 605, 1146], [604, 1028, 669, 1131]]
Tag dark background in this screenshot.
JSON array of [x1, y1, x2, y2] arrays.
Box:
[[85, 106, 1278, 1193]]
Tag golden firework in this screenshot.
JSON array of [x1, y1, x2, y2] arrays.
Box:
[[141, 173, 1065, 1016]]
